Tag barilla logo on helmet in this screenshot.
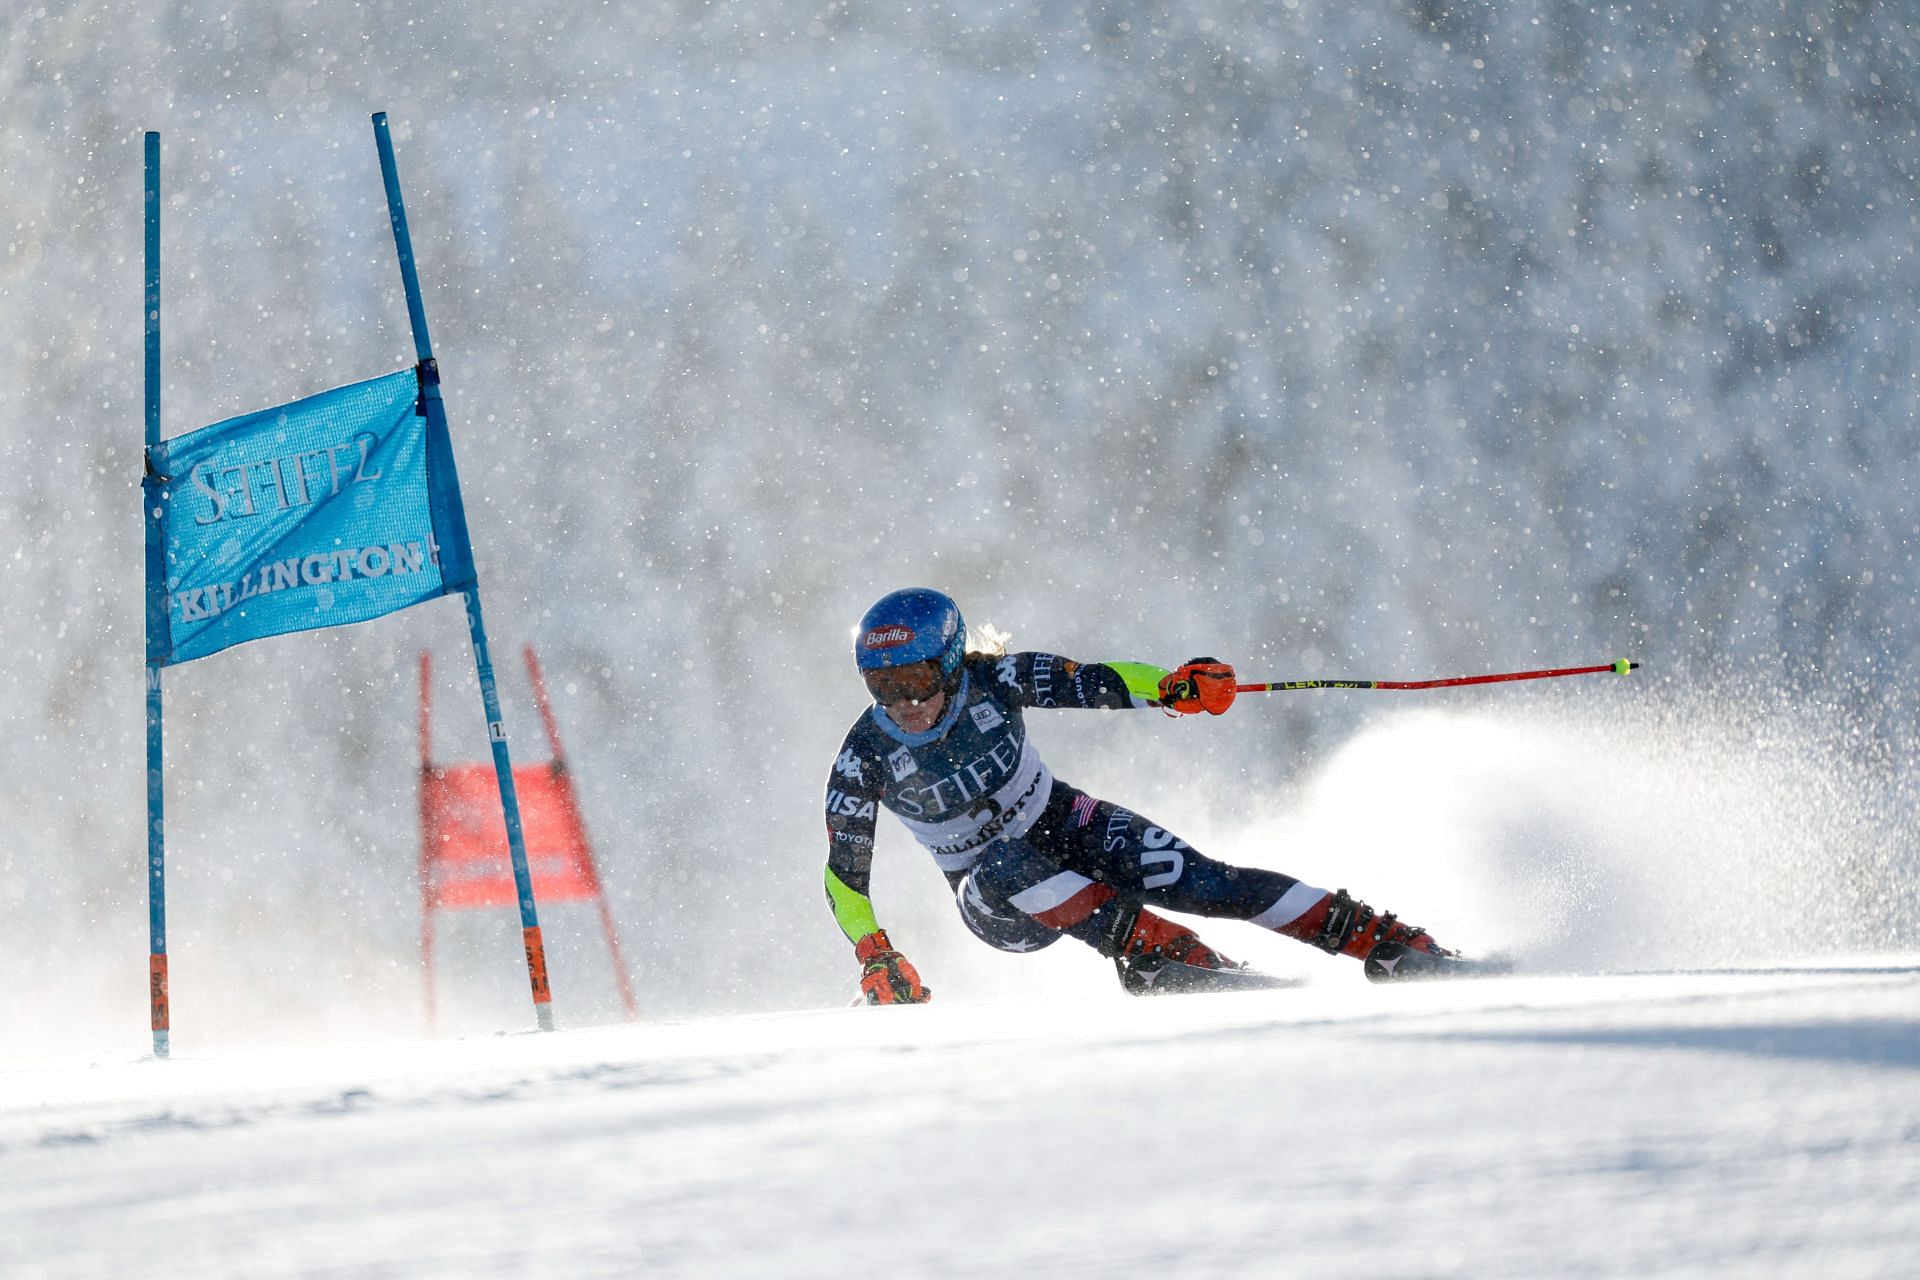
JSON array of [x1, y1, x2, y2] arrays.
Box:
[[863, 624, 915, 650]]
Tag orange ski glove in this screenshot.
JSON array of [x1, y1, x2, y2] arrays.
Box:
[[855, 930, 931, 1005], [1158, 658, 1238, 715]]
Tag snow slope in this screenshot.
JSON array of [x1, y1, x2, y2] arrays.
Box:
[[5, 960, 1916, 1279]]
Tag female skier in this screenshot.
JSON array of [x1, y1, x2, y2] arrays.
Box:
[[823, 587, 1466, 1004]]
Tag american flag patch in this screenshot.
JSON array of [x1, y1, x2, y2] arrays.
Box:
[[1070, 793, 1099, 828]]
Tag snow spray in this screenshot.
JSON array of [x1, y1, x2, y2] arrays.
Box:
[[1211, 684, 1919, 973]]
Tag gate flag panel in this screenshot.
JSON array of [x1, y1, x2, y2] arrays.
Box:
[[419, 646, 639, 1024], [422, 764, 598, 909], [139, 116, 555, 1056]]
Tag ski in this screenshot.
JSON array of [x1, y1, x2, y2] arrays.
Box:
[[1117, 956, 1305, 996], [1365, 943, 1517, 983]]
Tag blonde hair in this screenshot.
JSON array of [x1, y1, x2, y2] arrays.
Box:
[[965, 621, 1012, 658]]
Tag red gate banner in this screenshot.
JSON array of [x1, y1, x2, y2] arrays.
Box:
[[418, 645, 638, 1024], [421, 762, 600, 909]]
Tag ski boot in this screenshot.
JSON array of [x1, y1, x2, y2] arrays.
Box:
[[1104, 905, 1242, 995], [1305, 888, 1458, 983]]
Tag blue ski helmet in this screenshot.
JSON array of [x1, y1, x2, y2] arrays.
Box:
[[854, 588, 967, 685]]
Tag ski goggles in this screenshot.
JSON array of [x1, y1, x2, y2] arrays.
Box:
[[863, 659, 945, 707]]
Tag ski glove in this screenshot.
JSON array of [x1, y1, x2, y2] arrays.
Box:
[[855, 929, 931, 1005], [1158, 658, 1237, 715]]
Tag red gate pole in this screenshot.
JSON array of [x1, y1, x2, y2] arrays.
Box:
[[524, 645, 640, 1021], [418, 650, 440, 1032]]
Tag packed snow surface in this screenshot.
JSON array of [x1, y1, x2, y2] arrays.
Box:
[[6, 959, 1916, 1278]]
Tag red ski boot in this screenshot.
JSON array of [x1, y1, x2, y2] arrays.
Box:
[[1277, 888, 1458, 982], [1105, 906, 1241, 995]]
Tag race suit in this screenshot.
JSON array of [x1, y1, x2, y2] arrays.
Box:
[[823, 653, 1323, 957]]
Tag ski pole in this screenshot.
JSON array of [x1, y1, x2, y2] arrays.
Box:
[[1235, 659, 1637, 694]]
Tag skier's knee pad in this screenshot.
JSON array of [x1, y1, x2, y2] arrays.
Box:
[[955, 869, 1063, 953]]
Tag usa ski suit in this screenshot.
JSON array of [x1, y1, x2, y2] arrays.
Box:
[[823, 652, 1330, 957]]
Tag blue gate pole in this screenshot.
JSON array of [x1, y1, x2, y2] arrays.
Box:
[[372, 112, 553, 1031], [141, 131, 171, 1058]]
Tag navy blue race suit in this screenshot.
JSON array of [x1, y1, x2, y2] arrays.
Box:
[[823, 653, 1330, 959]]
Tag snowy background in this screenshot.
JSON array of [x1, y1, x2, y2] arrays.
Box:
[[1, 8, 1917, 1261], [3, 5, 1920, 1274]]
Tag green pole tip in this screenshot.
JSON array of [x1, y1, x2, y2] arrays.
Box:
[[1613, 658, 1634, 675]]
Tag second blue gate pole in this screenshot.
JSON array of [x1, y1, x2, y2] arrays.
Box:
[[373, 112, 553, 1031]]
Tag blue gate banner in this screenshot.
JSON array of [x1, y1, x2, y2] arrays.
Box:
[[145, 368, 476, 666]]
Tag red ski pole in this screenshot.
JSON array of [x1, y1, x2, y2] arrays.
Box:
[[1235, 659, 1637, 693]]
